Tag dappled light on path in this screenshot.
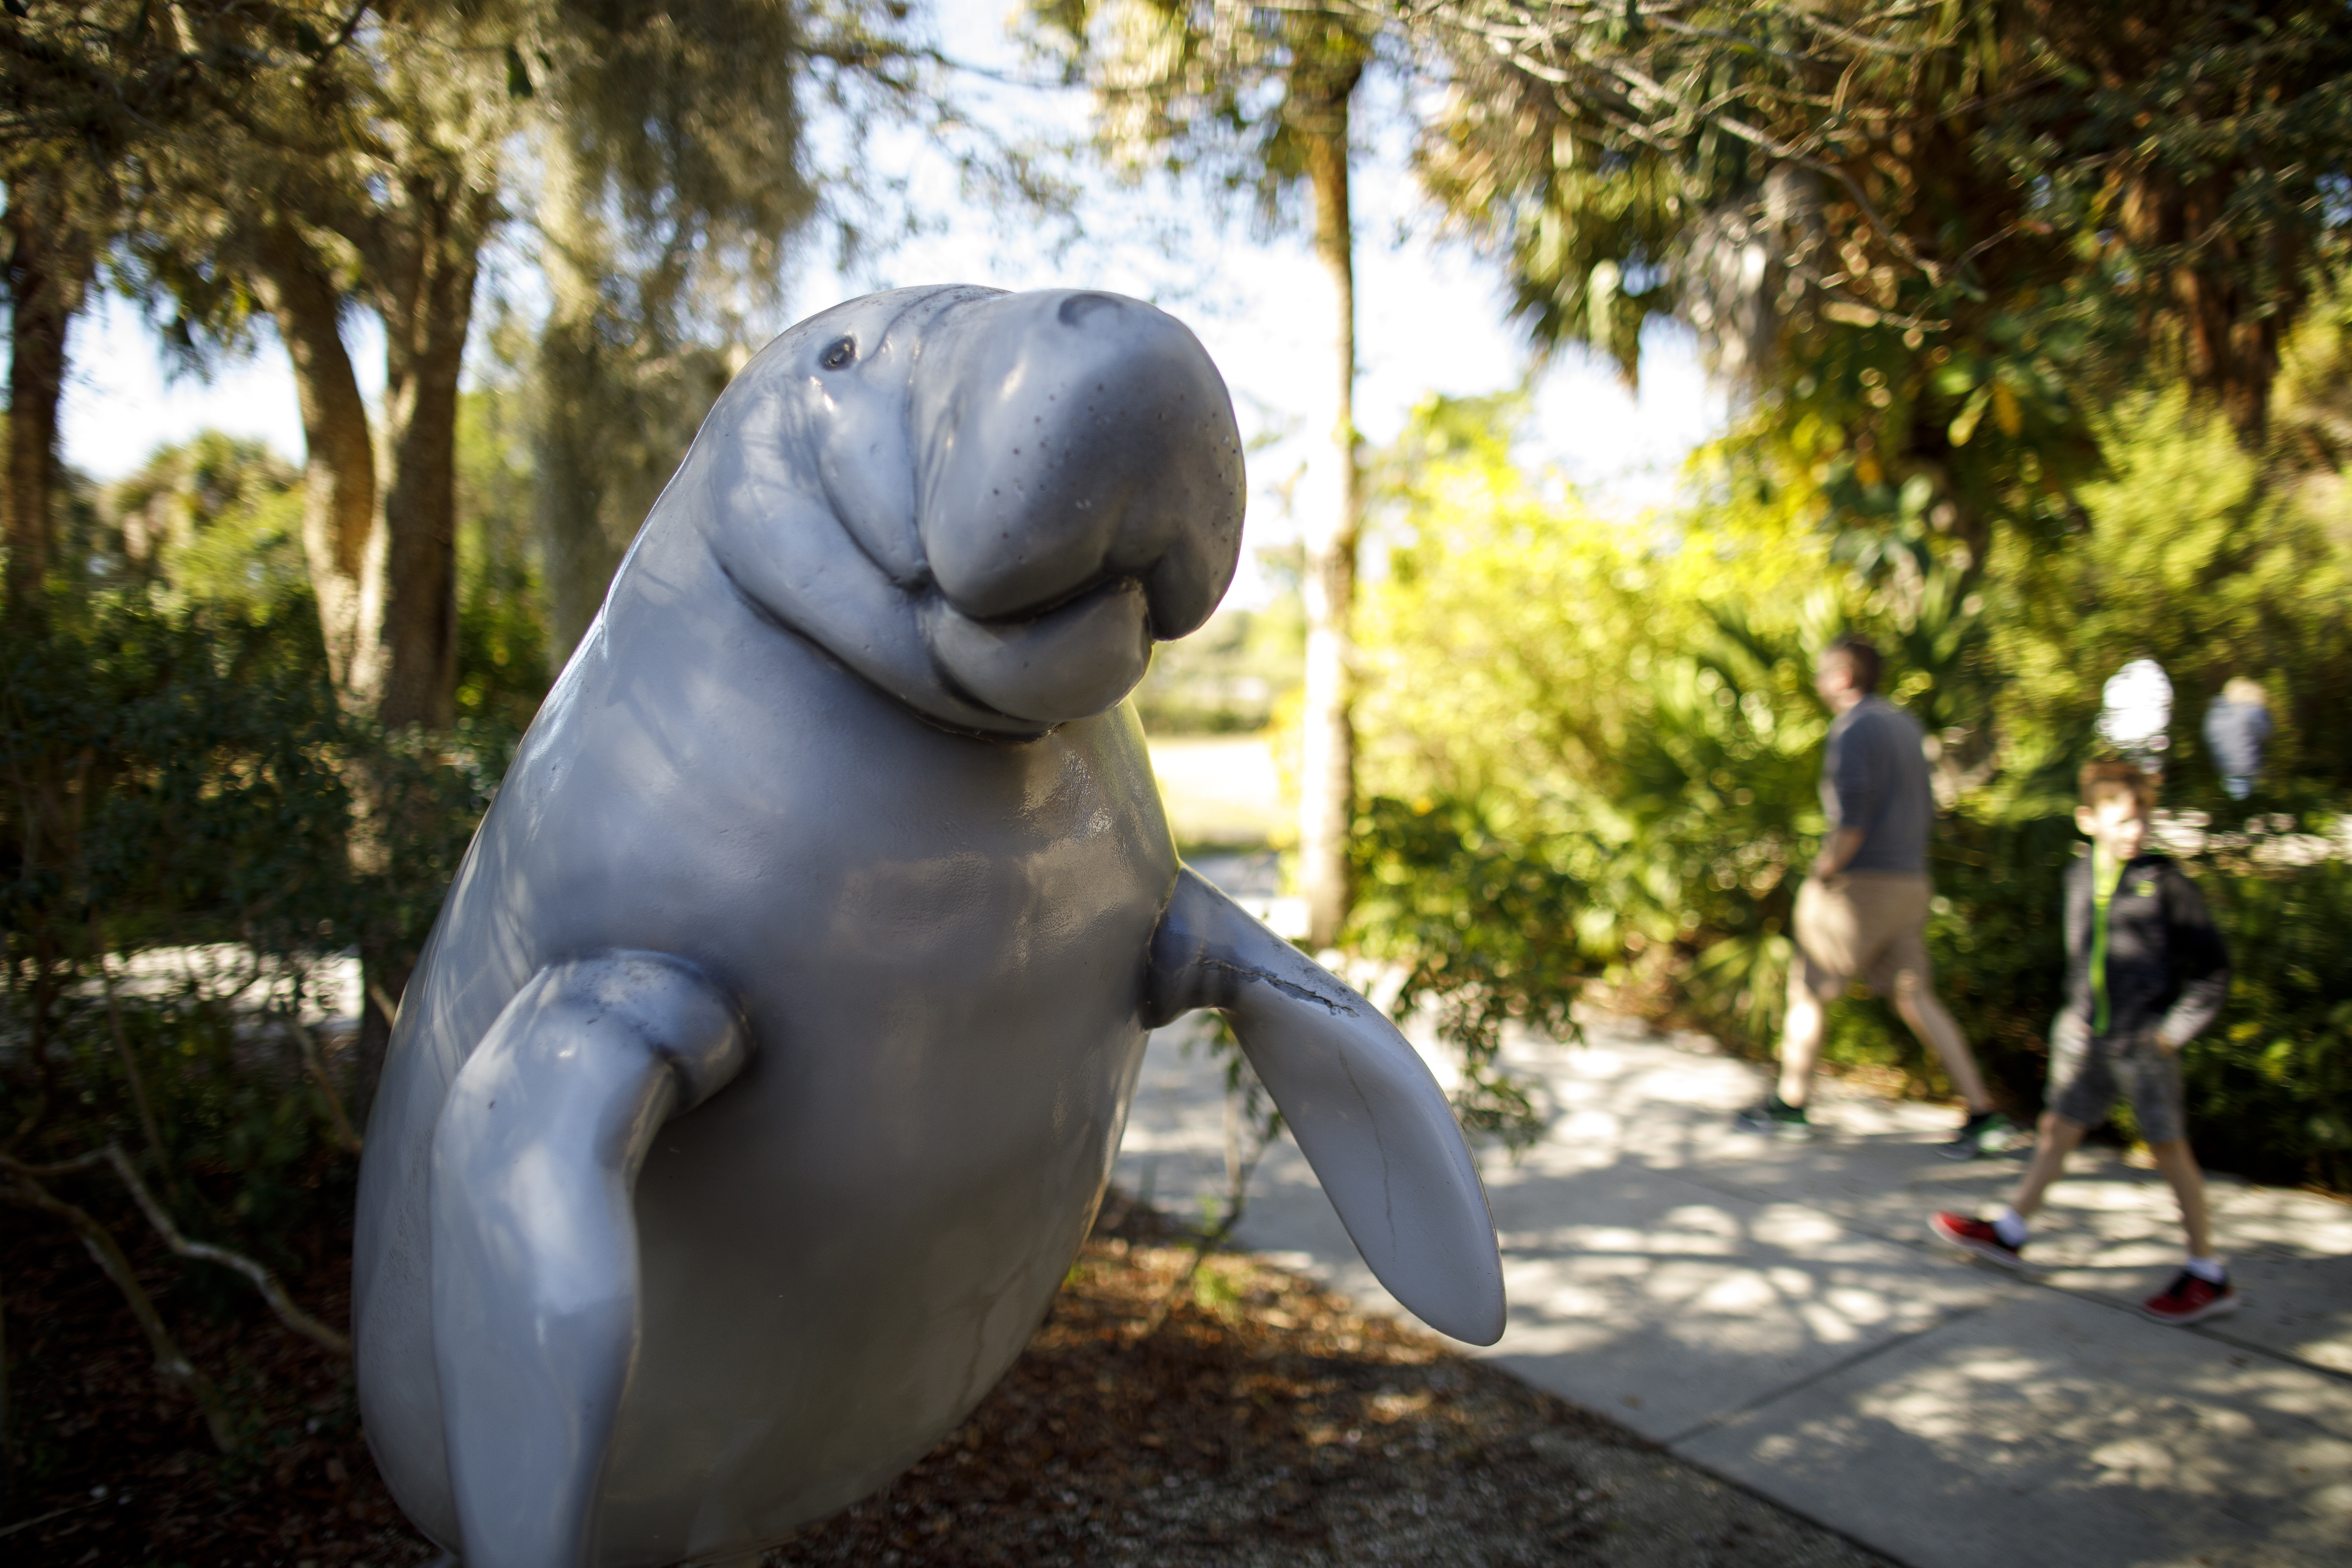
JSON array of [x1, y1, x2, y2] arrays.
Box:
[[1118, 1012, 2352, 1567]]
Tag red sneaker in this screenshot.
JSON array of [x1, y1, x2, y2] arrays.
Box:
[[1928, 1210, 2024, 1267], [2140, 1269, 2239, 1325]]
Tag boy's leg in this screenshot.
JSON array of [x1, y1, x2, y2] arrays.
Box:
[[2139, 1130, 2235, 1323], [2147, 1138, 2213, 1259], [1927, 1108, 2085, 1265], [2119, 1033, 2214, 1258], [1930, 1016, 2103, 1263]]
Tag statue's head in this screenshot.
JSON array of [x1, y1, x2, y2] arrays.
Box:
[[672, 285, 1245, 737]]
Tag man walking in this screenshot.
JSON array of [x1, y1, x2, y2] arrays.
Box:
[[1735, 635, 2017, 1156]]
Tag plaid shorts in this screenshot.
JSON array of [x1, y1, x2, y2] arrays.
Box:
[[2046, 1011, 2188, 1145]]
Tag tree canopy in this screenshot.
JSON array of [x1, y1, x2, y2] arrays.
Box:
[[1398, 0, 2352, 570]]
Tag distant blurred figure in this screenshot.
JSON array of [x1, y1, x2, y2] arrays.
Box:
[[2098, 658, 2174, 777], [2202, 677, 2274, 800]]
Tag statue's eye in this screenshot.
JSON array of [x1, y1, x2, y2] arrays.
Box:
[[820, 336, 856, 370]]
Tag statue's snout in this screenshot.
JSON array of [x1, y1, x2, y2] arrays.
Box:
[[913, 290, 1245, 646]]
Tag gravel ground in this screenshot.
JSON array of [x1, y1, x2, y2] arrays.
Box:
[[1, 1192, 1895, 1566]]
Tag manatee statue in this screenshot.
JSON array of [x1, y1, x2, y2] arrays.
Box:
[[352, 284, 1505, 1568]]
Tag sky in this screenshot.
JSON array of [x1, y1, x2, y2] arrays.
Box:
[[56, 10, 1726, 607]]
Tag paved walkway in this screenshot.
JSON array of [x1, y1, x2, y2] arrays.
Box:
[[1115, 1005, 2352, 1568]]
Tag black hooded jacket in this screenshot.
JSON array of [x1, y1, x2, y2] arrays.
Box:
[[2060, 853, 2230, 1043]]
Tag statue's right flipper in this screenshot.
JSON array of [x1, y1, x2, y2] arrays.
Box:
[[1145, 867, 1506, 1345], [429, 953, 748, 1568]]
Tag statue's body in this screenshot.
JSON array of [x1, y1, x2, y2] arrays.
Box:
[[353, 286, 1504, 1568]]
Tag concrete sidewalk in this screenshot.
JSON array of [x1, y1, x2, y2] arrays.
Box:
[[1113, 1009, 2352, 1568]]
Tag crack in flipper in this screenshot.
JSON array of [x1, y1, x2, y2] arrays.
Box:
[[1197, 956, 1358, 1016]]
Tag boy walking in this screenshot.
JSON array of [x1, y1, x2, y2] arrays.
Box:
[[1930, 762, 2235, 1324]]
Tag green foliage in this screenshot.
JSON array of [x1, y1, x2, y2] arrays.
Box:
[[1132, 603, 1302, 734], [1412, 0, 2352, 595], [1027, 0, 1375, 222], [1348, 795, 1580, 1151], [1348, 396, 1851, 1132], [2188, 852, 2352, 1190], [0, 594, 351, 960], [0, 591, 504, 1292], [1992, 387, 2352, 788], [93, 433, 307, 606], [0, 596, 353, 1287], [455, 387, 552, 730]]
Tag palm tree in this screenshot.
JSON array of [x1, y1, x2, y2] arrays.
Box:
[[1035, 0, 1375, 947]]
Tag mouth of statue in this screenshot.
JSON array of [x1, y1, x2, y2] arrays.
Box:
[[921, 573, 1154, 727]]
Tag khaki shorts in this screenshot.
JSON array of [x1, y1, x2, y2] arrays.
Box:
[[1789, 872, 1935, 1002]]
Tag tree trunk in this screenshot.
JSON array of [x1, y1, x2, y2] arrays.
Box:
[[252, 226, 384, 709], [373, 178, 487, 732], [250, 224, 403, 1119], [531, 149, 737, 669], [4, 180, 92, 617], [534, 147, 624, 667], [331, 176, 488, 1114], [536, 314, 617, 666], [2120, 169, 2288, 442], [1296, 91, 1360, 951]]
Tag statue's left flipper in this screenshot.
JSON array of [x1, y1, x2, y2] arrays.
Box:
[[1145, 867, 1506, 1345], [429, 953, 749, 1568]]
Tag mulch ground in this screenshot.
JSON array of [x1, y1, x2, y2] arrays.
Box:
[[0, 1203, 426, 1566], [1, 1193, 1888, 1568]]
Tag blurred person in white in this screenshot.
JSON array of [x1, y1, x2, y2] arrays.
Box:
[[2099, 657, 2174, 779]]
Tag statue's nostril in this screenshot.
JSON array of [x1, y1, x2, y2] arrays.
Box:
[[1057, 292, 1123, 328]]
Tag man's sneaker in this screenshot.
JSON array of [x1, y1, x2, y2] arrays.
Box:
[[1928, 1210, 2025, 1268], [1939, 1108, 2023, 1161], [1733, 1095, 1812, 1139], [2140, 1269, 2240, 1325]]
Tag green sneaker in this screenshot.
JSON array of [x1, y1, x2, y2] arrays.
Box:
[[1733, 1095, 1812, 1139], [1940, 1109, 2021, 1161]]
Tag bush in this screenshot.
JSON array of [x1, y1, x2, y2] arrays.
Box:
[[1347, 794, 1590, 1149], [2189, 851, 2352, 1189], [0, 592, 511, 1459]]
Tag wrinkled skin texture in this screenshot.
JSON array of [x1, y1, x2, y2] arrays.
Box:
[[352, 287, 1500, 1568]]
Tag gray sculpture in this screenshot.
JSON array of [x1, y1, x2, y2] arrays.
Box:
[[352, 285, 1505, 1568]]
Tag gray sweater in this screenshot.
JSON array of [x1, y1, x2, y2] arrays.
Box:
[[1821, 696, 1933, 874]]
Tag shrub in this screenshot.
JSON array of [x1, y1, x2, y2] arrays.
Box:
[[0, 592, 511, 1452], [2187, 850, 2352, 1189], [1348, 794, 1591, 1149]]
